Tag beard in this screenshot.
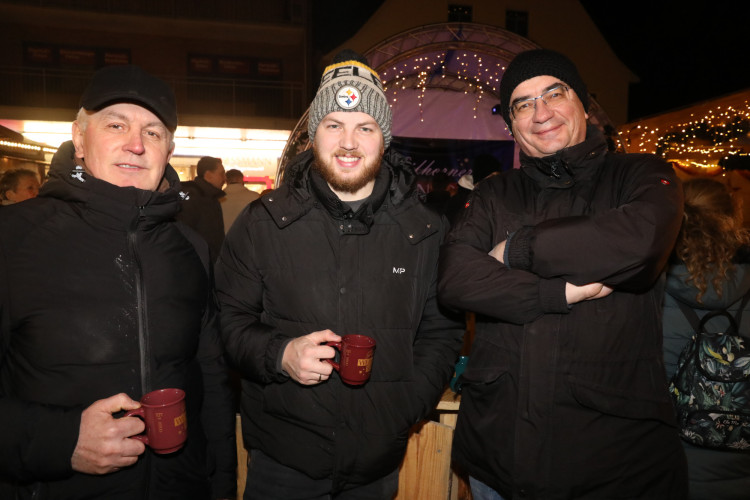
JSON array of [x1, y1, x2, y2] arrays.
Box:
[[312, 147, 383, 195]]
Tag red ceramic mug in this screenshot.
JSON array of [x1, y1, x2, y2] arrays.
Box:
[[325, 334, 376, 385], [124, 388, 187, 454]]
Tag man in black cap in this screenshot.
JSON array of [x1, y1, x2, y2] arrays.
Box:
[[215, 49, 463, 499], [0, 64, 236, 499], [438, 49, 688, 499]]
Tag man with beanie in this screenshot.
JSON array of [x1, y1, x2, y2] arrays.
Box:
[[215, 49, 463, 499], [438, 49, 688, 499], [178, 156, 227, 263], [0, 65, 236, 499]]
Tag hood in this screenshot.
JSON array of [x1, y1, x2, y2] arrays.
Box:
[[41, 140, 183, 229], [457, 174, 475, 191], [666, 257, 750, 311]]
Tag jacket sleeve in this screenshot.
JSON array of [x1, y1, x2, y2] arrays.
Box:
[[0, 247, 80, 482], [196, 283, 237, 500], [506, 155, 684, 291], [438, 185, 571, 324], [214, 211, 290, 385], [408, 235, 466, 422]]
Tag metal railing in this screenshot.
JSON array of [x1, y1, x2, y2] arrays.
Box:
[[0, 66, 306, 120]]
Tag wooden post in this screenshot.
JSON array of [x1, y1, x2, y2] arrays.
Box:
[[396, 420, 454, 500]]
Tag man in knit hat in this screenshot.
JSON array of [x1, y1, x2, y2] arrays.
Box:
[[438, 49, 688, 499], [215, 50, 463, 498]]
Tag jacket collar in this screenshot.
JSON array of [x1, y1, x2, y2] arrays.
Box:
[[520, 124, 608, 188], [309, 163, 391, 230], [264, 147, 418, 229], [41, 140, 182, 229]]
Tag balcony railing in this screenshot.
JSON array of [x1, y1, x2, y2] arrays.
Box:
[[0, 66, 306, 121]]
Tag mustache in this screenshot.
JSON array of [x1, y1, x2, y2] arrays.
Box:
[[333, 149, 364, 158]]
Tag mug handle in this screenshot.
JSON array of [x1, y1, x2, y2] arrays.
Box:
[[123, 408, 149, 445], [324, 341, 341, 371]]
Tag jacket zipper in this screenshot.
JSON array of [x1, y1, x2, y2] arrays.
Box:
[[129, 206, 151, 497], [129, 208, 151, 394]]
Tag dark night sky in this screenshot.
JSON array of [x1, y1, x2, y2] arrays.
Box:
[[312, 1, 749, 122], [579, 1, 748, 121]]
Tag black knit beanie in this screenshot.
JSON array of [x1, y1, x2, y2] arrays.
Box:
[[499, 49, 589, 130]]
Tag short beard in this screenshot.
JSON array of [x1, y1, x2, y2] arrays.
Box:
[[312, 148, 383, 195]]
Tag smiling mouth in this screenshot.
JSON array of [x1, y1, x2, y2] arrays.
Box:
[[116, 163, 143, 169], [335, 155, 362, 167], [535, 124, 562, 136]]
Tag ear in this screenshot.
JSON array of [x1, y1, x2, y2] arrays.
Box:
[[71, 121, 85, 159], [166, 143, 175, 164]]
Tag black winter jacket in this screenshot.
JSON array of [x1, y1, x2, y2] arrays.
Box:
[[438, 126, 687, 499], [215, 149, 464, 493], [178, 177, 225, 264], [0, 141, 236, 499]]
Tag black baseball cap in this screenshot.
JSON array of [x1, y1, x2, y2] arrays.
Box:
[[79, 65, 178, 132]]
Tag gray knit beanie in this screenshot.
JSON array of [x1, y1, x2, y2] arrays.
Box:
[[308, 49, 392, 148], [499, 49, 589, 130]]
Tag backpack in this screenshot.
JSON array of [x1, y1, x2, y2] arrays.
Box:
[[669, 294, 750, 451]]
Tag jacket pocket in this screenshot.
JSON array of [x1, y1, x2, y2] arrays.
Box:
[[459, 336, 512, 384], [568, 376, 677, 425], [457, 337, 514, 417]]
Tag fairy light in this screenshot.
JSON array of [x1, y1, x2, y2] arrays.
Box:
[[381, 50, 507, 124], [618, 97, 750, 171]]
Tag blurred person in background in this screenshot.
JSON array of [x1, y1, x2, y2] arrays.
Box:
[[220, 168, 259, 234], [0, 168, 40, 205], [662, 178, 750, 500], [444, 153, 502, 224], [179, 156, 226, 263]]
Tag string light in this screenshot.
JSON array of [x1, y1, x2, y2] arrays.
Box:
[[381, 50, 504, 123], [618, 97, 750, 172]]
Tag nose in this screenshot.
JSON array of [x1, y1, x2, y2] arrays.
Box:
[[532, 99, 554, 122], [124, 130, 145, 154], [339, 128, 357, 151]]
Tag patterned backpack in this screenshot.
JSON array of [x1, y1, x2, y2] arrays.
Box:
[[669, 295, 750, 451]]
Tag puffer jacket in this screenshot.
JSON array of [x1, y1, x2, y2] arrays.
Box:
[[215, 148, 464, 493], [177, 177, 226, 264], [0, 141, 236, 499], [663, 255, 750, 500], [438, 126, 687, 499]]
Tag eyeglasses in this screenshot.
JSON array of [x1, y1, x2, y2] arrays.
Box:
[[510, 85, 570, 120]]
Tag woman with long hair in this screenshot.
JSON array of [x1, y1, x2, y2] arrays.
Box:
[[663, 177, 750, 499]]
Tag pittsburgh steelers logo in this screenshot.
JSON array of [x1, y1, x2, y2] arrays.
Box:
[[336, 86, 361, 109]]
